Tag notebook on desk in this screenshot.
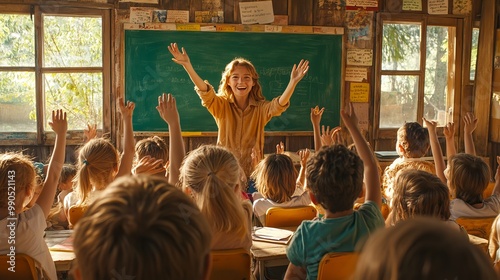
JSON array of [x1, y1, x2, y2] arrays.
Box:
[[374, 151, 399, 159], [48, 236, 74, 252], [252, 227, 294, 245]]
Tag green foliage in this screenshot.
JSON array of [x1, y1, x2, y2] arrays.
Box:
[[0, 13, 103, 131]]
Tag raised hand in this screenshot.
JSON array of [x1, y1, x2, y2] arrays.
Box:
[[168, 43, 191, 67], [310, 106, 325, 126], [117, 97, 135, 119], [290, 59, 309, 84], [84, 123, 97, 142], [443, 122, 455, 140], [133, 155, 166, 176], [340, 102, 359, 130], [463, 112, 478, 135], [422, 117, 438, 133], [49, 109, 68, 136], [276, 141, 285, 154], [156, 93, 179, 125], [298, 149, 310, 168]]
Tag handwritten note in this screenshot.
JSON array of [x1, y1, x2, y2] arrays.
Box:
[[167, 10, 189, 23], [428, 0, 448, 14], [346, 49, 373, 66], [350, 82, 370, 103], [346, 67, 368, 82], [452, 0, 471, 14], [346, 0, 379, 8], [403, 0, 422, 11], [239, 1, 274, 25], [176, 24, 201, 31], [352, 102, 369, 132], [130, 7, 152, 24]]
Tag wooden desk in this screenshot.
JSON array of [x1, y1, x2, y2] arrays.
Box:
[[45, 230, 75, 272], [251, 227, 296, 280]]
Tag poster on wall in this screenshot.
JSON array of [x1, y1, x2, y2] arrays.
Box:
[[402, 0, 422, 11], [428, 0, 448, 14], [120, 0, 158, 3], [345, 10, 373, 48], [453, 0, 472, 15], [346, 0, 379, 11]]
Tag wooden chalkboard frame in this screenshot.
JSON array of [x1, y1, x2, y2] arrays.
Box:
[[123, 23, 344, 133]]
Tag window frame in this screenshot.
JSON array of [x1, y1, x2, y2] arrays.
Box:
[[373, 13, 465, 149], [0, 4, 111, 146]]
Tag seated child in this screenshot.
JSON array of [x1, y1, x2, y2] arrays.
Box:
[[382, 122, 435, 205], [47, 164, 77, 230], [354, 217, 496, 280], [179, 145, 252, 252], [72, 175, 211, 280], [386, 169, 464, 234], [133, 136, 169, 177], [251, 147, 311, 225], [284, 103, 384, 280], [0, 109, 67, 280]]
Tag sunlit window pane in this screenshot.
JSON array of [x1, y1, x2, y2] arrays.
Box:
[[380, 75, 419, 128], [0, 72, 36, 132], [425, 26, 454, 126], [0, 14, 35, 67], [43, 16, 102, 67], [382, 23, 421, 71], [44, 73, 103, 130], [470, 28, 479, 80]]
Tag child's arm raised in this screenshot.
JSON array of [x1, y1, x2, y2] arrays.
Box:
[[38, 110, 67, 218], [296, 149, 310, 188], [463, 112, 478, 155], [341, 103, 381, 207], [116, 97, 135, 178], [310, 106, 324, 151], [492, 156, 500, 195], [423, 118, 446, 183], [443, 122, 456, 159], [168, 43, 208, 91], [157, 93, 185, 185], [278, 59, 309, 106]]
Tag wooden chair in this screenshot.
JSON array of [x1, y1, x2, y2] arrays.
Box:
[[265, 205, 317, 228], [68, 205, 88, 228], [0, 253, 46, 280], [455, 216, 497, 240], [209, 248, 251, 280], [483, 182, 496, 198], [317, 252, 359, 280]]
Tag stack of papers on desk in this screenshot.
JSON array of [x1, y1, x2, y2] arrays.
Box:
[[48, 236, 74, 252], [252, 227, 294, 245]]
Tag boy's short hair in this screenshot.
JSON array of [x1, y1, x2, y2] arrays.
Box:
[[135, 136, 168, 164], [397, 122, 430, 158], [73, 175, 211, 280], [448, 153, 490, 204], [306, 145, 363, 213], [354, 217, 496, 280]]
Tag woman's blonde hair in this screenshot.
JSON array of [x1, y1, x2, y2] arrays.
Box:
[[0, 153, 37, 209], [73, 175, 211, 280], [390, 169, 450, 225], [354, 217, 496, 280], [75, 138, 119, 204], [179, 145, 248, 238], [251, 153, 298, 203], [397, 122, 430, 158], [218, 58, 265, 101], [448, 153, 490, 204]]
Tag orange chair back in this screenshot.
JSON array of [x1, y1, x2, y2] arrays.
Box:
[[317, 252, 359, 280], [455, 216, 496, 240], [0, 253, 46, 280], [68, 205, 87, 228], [209, 248, 251, 280], [265, 206, 317, 228]]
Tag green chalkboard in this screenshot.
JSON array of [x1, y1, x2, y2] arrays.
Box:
[[125, 29, 342, 132]]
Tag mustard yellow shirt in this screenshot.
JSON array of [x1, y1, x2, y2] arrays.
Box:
[[195, 82, 289, 177]]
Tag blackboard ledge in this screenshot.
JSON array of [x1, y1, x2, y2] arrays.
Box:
[[133, 131, 314, 137]]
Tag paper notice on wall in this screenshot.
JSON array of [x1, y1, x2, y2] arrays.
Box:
[[402, 0, 422, 11], [346, 49, 373, 66], [130, 7, 153, 24], [350, 82, 370, 103], [352, 102, 369, 132], [167, 10, 189, 23], [345, 67, 368, 82], [121, 0, 158, 3], [428, 0, 448, 14], [346, 0, 378, 9], [239, 1, 274, 24]]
